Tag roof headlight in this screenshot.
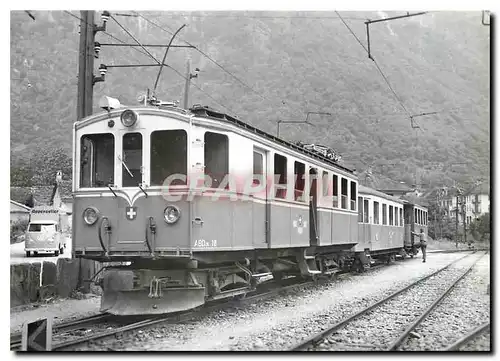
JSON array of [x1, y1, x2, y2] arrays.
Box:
[[120, 109, 138, 127], [164, 205, 181, 224], [83, 207, 100, 225]]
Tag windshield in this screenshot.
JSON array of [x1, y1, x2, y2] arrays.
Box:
[[28, 224, 56, 232], [122, 132, 143, 187], [80, 133, 115, 188]]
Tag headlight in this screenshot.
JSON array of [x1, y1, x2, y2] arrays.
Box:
[[164, 205, 181, 224], [120, 109, 138, 127], [83, 207, 99, 225]]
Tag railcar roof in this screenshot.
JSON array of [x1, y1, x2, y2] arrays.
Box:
[[189, 105, 354, 174], [358, 185, 405, 204]]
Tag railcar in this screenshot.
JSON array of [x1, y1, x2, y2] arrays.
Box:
[[72, 99, 362, 315], [355, 186, 406, 270], [403, 202, 429, 257]]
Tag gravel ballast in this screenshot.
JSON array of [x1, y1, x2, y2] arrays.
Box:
[[400, 253, 490, 351], [64, 252, 482, 351]]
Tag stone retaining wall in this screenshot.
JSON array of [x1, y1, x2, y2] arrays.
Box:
[[10, 258, 100, 307]]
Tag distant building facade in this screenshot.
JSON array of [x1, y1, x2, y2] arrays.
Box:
[[439, 185, 490, 226]]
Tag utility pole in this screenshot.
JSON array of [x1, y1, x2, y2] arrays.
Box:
[[455, 194, 459, 248], [77, 11, 109, 121], [77, 11, 92, 121], [183, 60, 199, 110], [463, 196, 467, 245]]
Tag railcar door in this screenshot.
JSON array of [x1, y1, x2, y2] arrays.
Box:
[[309, 167, 319, 246], [253, 148, 269, 248]]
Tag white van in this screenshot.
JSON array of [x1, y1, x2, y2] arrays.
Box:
[[25, 207, 66, 257]]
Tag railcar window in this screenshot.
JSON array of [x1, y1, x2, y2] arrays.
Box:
[[358, 197, 363, 222], [395, 207, 399, 226], [122, 132, 143, 187], [382, 204, 387, 225], [274, 153, 287, 199], [419, 210, 422, 225], [253, 151, 264, 185], [80, 133, 114, 188], [400, 208, 404, 226], [322, 171, 329, 198], [341, 178, 348, 209], [151, 130, 187, 186], [415, 209, 418, 225], [389, 205, 394, 225], [363, 199, 369, 223], [350, 182, 357, 211], [373, 201, 380, 224], [294, 161, 306, 202], [425, 212, 428, 226], [205, 132, 229, 188], [332, 175, 339, 207]]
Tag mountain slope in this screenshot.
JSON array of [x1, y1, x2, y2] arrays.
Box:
[[10, 10, 490, 188]]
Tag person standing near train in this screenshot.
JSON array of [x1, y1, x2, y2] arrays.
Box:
[[411, 228, 427, 263]]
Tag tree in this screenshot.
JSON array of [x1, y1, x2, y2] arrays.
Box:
[[469, 213, 490, 243], [12, 146, 72, 186]]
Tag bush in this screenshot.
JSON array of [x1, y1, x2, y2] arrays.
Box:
[[10, 219, 29, 244]]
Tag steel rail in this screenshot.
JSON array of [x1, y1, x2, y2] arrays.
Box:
[[289, 252, 477, 351], [10, 313, 112, 350], [51, 278, 314, 350], [386, 252, 486, 350], [442, 322, 490, 351]]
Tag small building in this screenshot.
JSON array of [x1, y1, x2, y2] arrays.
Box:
[[10, 171, 73, 231], [10, 200, 31, 224]]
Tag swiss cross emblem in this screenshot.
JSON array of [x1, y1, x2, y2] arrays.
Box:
[[293, 215, 308, 235], [126, 207, 137, 221]]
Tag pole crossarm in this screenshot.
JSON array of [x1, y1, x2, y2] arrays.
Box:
[[100, 43, 194, 48]]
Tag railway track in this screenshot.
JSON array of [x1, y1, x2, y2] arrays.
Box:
[[11, 277, 314, 351], [442, 322, 490, 351], [12, 249, 477, 351], [289, 251, 487, 351]]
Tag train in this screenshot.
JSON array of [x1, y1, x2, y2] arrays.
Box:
[[72, 96, 428, 315]]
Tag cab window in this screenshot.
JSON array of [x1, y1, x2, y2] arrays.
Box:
[[151, 130, 187, 186], [122, 132, 143, 187], [204, 132, 229, 188], [80, 133, 115, 188]]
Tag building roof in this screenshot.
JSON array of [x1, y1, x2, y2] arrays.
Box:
[[10, 200, 31, 212], [31, 185, 56, 206]]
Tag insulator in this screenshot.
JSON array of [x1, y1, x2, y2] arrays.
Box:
[[101, 11, 110, 22], [98, 64, 107, 76], [94, 42, 101, 58]]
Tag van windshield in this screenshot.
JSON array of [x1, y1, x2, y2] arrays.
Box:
[[28, 224, 56, 232]]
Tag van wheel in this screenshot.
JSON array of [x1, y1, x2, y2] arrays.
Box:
[[54, 250, 59, 257], [26, 251, 31, 257]]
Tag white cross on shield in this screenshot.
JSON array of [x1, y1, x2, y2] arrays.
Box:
[[126, 207, 137, 221], [293, 215, 308, 235]]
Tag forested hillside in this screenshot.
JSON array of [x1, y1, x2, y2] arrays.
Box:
[[10, 10, 490, 189]]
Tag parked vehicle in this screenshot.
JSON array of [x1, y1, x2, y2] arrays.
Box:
[[25, 206, 66, 257]]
